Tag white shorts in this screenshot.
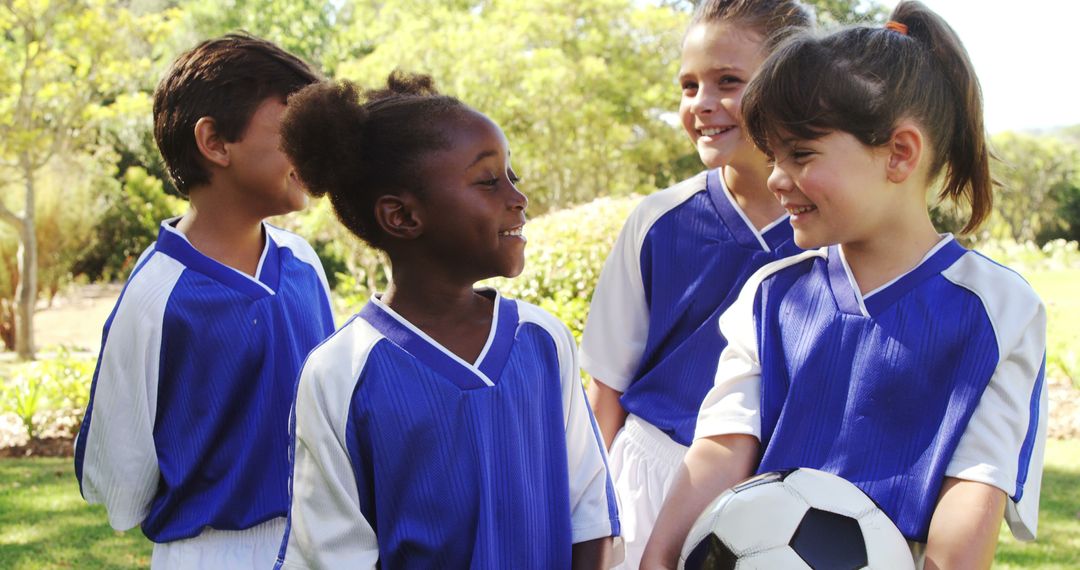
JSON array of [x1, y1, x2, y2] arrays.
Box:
[[150, 517, 286, 569], [609, 414, 689, 570]]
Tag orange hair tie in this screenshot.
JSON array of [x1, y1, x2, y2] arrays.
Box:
[[884, 20, 909, 35]]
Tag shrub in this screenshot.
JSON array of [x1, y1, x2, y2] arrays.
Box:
[[0, 348, 95, 441], [485, 195, 642, 342], [73, 167, 185, 282], [326, 193, 642, 340]]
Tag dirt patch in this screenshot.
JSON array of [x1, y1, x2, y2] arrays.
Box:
[[1048, 374, 1080, 439], [0, 437, 73, 458], [33, 283, 121, 352]]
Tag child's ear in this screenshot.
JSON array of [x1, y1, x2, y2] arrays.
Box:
[[193, 117, 230, 168], [375, 193, 423, 240], [885, 120, 924, 184]]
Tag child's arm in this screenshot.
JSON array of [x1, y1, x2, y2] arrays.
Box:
[[641, 435, 758, 569], [74, 261, 174, 530], [580, 202, 651, 444], [924, 477, 1005, 570], [572, 537, 614, 570], [587, 379, 627, 449], [277, 344, 379, 570]]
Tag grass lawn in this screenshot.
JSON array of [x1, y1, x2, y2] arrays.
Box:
[[0, 440, 1077, 568], [0, 458, 151, 569]]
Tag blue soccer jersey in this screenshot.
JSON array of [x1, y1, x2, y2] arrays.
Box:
[[276, 291, 619, 570], [696, 237, 1048, 542], [75, 219, 336, 543], [581, 170, 801, 445]]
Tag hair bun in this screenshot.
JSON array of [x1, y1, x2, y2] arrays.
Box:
[[281, 80, 367, 198]]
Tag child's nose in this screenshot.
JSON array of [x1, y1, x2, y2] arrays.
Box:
[[508, 183, 528, 211], [767, 165, 792, 195], [690, 87, 717, 115]]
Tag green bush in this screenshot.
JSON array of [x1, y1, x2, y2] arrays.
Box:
[[485, 195, 642, 342], [73, 167, 185, 282], [977, 238, 1080, 273], [0, 348, 95, 441], [326, 194, 642, 340]]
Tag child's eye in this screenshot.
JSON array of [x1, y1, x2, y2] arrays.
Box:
[[681, 81, 698, 95], [508, 172, 521, 184], [477, 178, 499, 187], [718, 75, 743, 89]]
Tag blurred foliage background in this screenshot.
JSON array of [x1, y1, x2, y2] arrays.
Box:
[[0, 0, 1078, 356]]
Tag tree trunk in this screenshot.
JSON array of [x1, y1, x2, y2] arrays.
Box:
[[14, 163, 36, 361]]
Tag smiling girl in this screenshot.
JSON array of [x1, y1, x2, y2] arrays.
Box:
[[644, 2, 1047, 568], [579, 2, 812, 566], [273, 72, 618, 569]]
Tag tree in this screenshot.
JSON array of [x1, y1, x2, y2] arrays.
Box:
[[173, 0, 347, 75], [0, 0, 164, 359], [338, 0, 687, 213], [991, 132, 1080, 243], [650, 0, 887, 26]]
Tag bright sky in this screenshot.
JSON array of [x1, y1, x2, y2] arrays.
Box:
[[885, 0, 1079, 133]]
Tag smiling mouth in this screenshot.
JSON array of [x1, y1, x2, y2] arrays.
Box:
[[698, 126, 736, 137], [499, 226, 525, 237], [786, 205, 817, 215]]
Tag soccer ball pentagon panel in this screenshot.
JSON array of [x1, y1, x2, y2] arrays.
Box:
[[679, 468, 914, 570]]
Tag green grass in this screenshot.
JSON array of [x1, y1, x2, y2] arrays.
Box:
[[1, 441, 1078, 568], [995, 439, 1080, 568], [0, 458, 151, 569]]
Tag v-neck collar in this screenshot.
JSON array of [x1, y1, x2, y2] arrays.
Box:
[[827, 235, 966, 317], [706, 169, 792, 252], [154, 217, 278, 299], [360, 290, 519, 391]]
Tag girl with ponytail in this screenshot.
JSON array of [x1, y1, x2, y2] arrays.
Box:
[[645, 2, 1047, 568], [274, 72, 618, 568]]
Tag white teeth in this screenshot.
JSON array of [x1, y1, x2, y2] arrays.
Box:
[[499, 227, 524, 237], [788, 205, 816, 215], [700, 126, 733, 137]]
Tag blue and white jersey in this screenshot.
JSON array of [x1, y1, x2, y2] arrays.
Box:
[[695, 236, 1048, 543], [74, 218, 336, 543], [581, 170, 800, 445], [276, 291, 619, 570]]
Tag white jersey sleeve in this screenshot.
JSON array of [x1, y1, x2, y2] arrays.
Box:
[[278, 318, 381, 569], [579, 204, 651, 391], [520, 303, 620, 543], [695, 250, 824, 441], [76, 251, 181, 530], [942, 253, 1048, 541], [580, 176, 707, 391]]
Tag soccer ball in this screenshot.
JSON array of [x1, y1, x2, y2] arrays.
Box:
[[679, 468, 914, 570]]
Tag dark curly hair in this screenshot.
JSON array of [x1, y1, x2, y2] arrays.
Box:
[[153, 33, 319, 195], [281, 71, 469, 249]]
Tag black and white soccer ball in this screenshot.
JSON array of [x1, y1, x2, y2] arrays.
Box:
[[679, 468, 914, 570]]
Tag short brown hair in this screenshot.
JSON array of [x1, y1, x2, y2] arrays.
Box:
[[153, 33, 319, 195]]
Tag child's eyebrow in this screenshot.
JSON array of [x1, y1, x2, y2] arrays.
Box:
[[468, 149, 499, 168]]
